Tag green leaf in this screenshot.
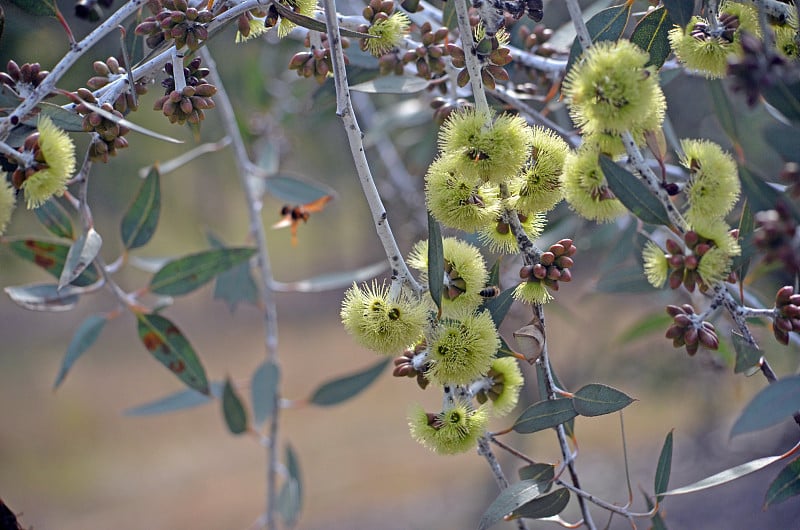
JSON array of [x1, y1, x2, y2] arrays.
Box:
[[731, 202, 755, 280], [263, 173, 336, 205], [487, 259, 501, 289], [53, 314, 107, 389], [566, 4, 632, 73], [149, 247, 256, 296], [764, 122, 800, 162], [278, 444, 302, 528], [617, 311, 673, 343], [6, 239, 100, 286], [765, 457, 800, 507], [349, 76, 429, 94], [124, 382, 224, 416], [28, 103, 86, 132], [136, 313, 209, 394], [4, 283, 81, 311], [738, 165, 787, 217], [222, 377, 248, 435], [483, 286, 515, 330], [596, 264, 655, 293], [478, 479, 548, 530], [9, 0, 56, 16], [207, 233, 258, 311], [662, 454, 787, 496], [630, 6, 672, 69], [58, 228, 102, 290], [572, 383, 635, 417], [518, 463, 555, 492], [662, 0, 695, 27], [600, 156, 671, 226], [655, 430, 674, 500], [34, 198, 75, 240], [513, 398, 577, 434], [309, 358, 389, 406], [762, 78, 800, 126], [730, 374, 800, 437], [427, 211, 444, 314], [732, 331, 761, 374], [121, 165, 161, 250], [252, 360, 280, 426], [511, 487, 570, 520], [708, 79, 741, 146]]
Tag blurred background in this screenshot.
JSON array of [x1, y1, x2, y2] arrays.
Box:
[[1, 1, 799, 529]]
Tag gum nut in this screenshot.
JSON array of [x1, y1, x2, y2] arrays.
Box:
[[665, 324, 683, 339], [673, 314, 692, 328], [559, 268, 572, 282], [684, 327, 699, 345], [539, 251, 555, 266], [776, 285, 794, 305], [666, 238, 683, 255], [685, 341, 699, 356]]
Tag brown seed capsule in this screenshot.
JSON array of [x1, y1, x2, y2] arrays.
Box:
[[519, 265, 533, 279], [666, 305, 685, 317], [539, 251, 555, 266]]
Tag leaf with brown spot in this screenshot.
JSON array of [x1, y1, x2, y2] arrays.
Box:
[[6, 239, 100, 286]]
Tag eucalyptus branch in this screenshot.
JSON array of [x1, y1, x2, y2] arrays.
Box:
[[478, 435, 529, 530], [322, 0, 422, 296], [200, 47, 282, 530], [754, 0, 777, 49], [452, 0, 489, 113], [554, 480, 655, 520], [565, 0, 592, 52]]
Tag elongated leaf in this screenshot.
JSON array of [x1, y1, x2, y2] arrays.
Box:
[[222, 378, 248, 435], [310, 358, 390, 406], [9, 0, 56, 16], [765, 457, 800, 507], [484, 286, 515, 330], [149, 247, 256, 296], [478, 479, 547, 530], [762, 78, 800, 126], [427, 212, 444, 313], [732, 331, 761, 374], [207, 233, 258, 311], [252, 360, 280, 426], [708, 80, 741, 147], [596, 264, 655, 293], [662, 0, 695, 27], [511, 488, 570, 520], [630, 6, 671, 69], [54, 314, 107, 388], [6, 239, 100, 286], [58, 228, 102, 290], [34, 198, 74, 239], [513, 398, 577, 434], [350, 76, 429, 94], [136, 313, 209, 394], [124, 381, 224, 416], [600, 156, 670, 226], [573, 383, 635, 417], [730, 374, 800, 437], [4, 283, 80, 311], [655, 430, 674, 500], [121, 165, 161, 250], [662, 454, 787, 496], [731, 202, 755, 280], [278, 444, 302, 528], [70, 96, 182, 144], [263, 173, 336, 204], [30, 102, 86, 132], [566, 5, 632, 72], [273, 261, 388, 293], [764, 122, 800, 162], [518, 463, 555, 491]]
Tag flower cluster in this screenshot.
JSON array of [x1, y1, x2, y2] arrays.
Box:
[[134, 0, 214, 51], [359, 0, 410, 57], [72, 87, 131, 163], [665, 304, 719, 356], [0, 60, 49, 99], [515, 239, 576, 304], [153, 58, 217, 126]]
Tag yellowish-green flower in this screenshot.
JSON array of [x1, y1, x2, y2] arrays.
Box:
[[477, 211, 546, 254], [510, 126, 569, 215], [408, 401, 489, 455], [721, 1, 760, 36], [236, 17, 270, 43], [473, 357, 524, 416], [408, 237, 489, 316], [642, 240, 668, 288], [425, 309, 499, 385], [691, 217, 741, 257], [277, 0, 317, 38], [425, 156, 502, 232], [513, 278, 553, 304], [0, 180, 15, 235], [775, 23, 799, 59], [438, 108, 532, 184], [562, 39, 665, 135], [697, 245, 732, 286], [681, 139, 740, 224], [561, 146, 627, 222], [22, 116, 76, 209], [365, 12, 410, 56], [341, 281, 428, 355], [669, 19, 733, 79]]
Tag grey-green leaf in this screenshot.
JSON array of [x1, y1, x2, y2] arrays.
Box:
[[511, 487, 570, 520], [34, 198, 74, 240], [730, 374, 800, 437], [662, 454, 787, 496], [427, 212, 444, 314], [4, 283, 81, 312], [483, 287, 515, 330], [251, 360, 280, 426], [655, 430, 674, 500], [764, 457, 800, 507], [566, 4, 632, 73], [573, 383, 635, 417], [262, 173, 336, 205], [517, 463, 554, 492], [513, 398, 577, 434], [630, 6, 671, 69], [278, 444, 302, 528], [478, 479, 547, 530], [732, 331, 762, 374], [662, 0, 695, 27], [222, 377, 249, 435], [149, 247, 256, 296], [124, 382, 224, 416], [600, 156, 670, 226], [9, 0, 56, 16], [208, 232, 258, 312], [121, 165, 161, 250], [349, 75, 429, 94], [309, 358, 389, 406], [58, 228, 103, 290], [54, 314, 107, 389]]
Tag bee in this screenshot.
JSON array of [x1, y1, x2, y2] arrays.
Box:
[[479, 285, 501, 298], [272, 194, 334, 246]]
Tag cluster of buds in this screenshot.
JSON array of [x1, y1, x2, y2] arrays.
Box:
[[134, 0, 214, 51], [754, 202, 800, 277], [288, 34, 346, 84], [728, 32, 790, 107], [72, 88, 131, 162], [153, 58, 216, 125], [235, 8, 269, 40], [0, 60, 49, 97], [663, 230, 735, 292], [773, 286, 800, 345], [392, 343, 430, 389], [85, 57, 148, 114], [449, 33, 512, 90], [518, 238, 576, 292], [399, 22, 450, 81], [429, 97, 472, 124], [665, 304, 719, 356]]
